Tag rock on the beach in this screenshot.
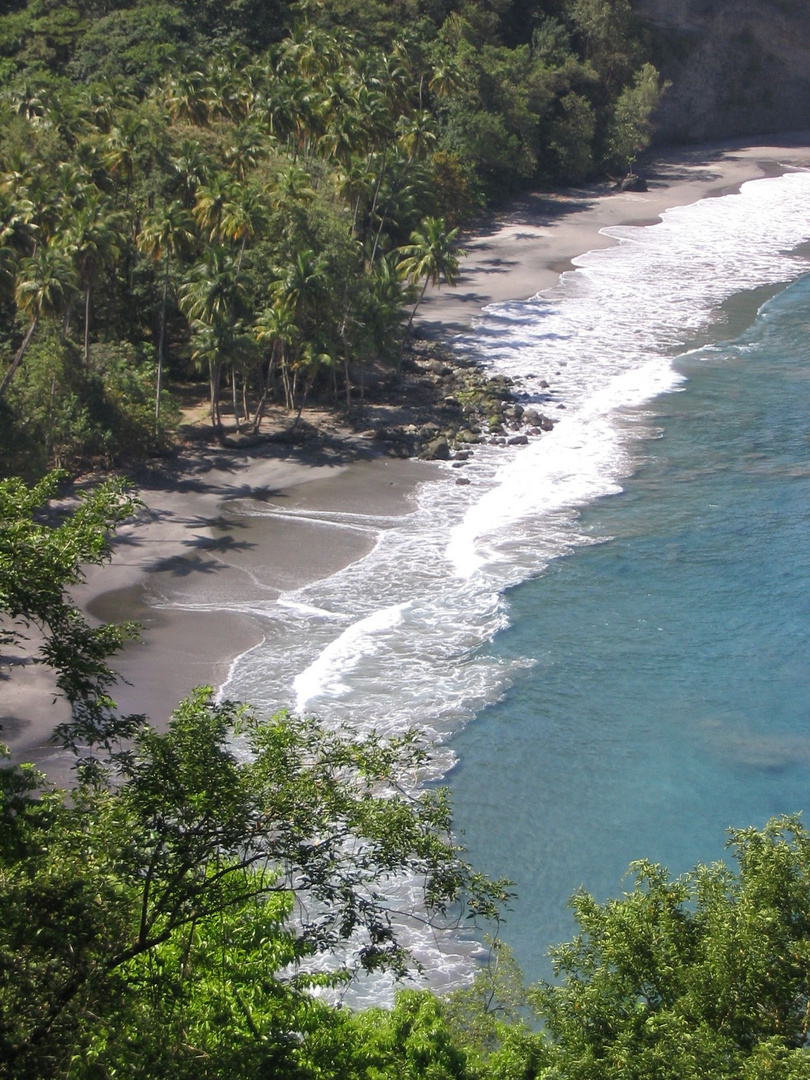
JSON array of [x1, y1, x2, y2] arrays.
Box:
[[507, 434, 529, 446], [614, 174, 648, 192], [430, 359, 454, 376], [422, 438, 451, 460]]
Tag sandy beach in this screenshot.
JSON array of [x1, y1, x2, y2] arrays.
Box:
[[4, 131, 810, 783]]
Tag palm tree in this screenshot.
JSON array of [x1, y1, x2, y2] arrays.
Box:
[[334, 154, 374, 237], [224, 122, 271, 181], [54, 162, 93, 215], [218, 183, 264, 265], [253, 295, 297, 422], [104, 113, 147, 202], [0, 243, 77, 400], [65, 194, 121, 365], [0, 188, 38, 259], [78, 84, 115, 134], [137, 201, 195, 422], [162, 68, 208, 125], [41, 84, 86, 147], [272, 249, 327, 327], [193, 173, 233, 243], [193, 179, 263, 425], [269, 250, 329, 411], [367, 112, 437, 266], [396, 216, 465, 363], [179, 246, 244, 438], [10, 80, 46, 123], [170, 140, 209, 206]]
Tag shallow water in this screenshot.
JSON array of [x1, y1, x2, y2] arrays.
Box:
[[450, 273, 810, 980], [203, 171, 810, 998]]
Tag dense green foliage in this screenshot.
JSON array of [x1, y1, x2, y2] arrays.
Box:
[[0, 470, 142, 763], [0, 0, 663, 474], [0, 473, 507, 1077], [0, 689, 509, 1078], [532, 818, 810, 1078], [2, 474, 810, 1078]]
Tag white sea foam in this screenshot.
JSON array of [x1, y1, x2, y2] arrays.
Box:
[[293, 602, 411, 711], [209, 172, 810, 1001]]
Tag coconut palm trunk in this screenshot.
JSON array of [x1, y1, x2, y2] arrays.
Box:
[[155, 254, 170, 424], [0, 316, 38, 400], [397, 276, 429, 373], [84, 284, 92, 367]]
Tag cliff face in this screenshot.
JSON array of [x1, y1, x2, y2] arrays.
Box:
[[633, 0, 810, 142]]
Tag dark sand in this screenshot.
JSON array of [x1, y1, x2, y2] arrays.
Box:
[[4, 132, 810, 782]]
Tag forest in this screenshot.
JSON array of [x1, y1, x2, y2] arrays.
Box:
[[0, 0, 664, 477]]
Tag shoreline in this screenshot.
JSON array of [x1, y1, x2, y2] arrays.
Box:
[[4, 131, 810, 782], [416, 131, 810, 335]]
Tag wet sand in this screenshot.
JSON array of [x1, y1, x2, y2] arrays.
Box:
[[4, 132, 809, 781]]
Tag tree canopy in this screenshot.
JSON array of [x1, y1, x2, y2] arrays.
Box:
[[0, 472, 506, 1079], [0, 0, 665, 475], [2, 473, 810, 1078]]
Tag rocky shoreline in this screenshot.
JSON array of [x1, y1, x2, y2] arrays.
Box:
[[234, 338, 557, 473]]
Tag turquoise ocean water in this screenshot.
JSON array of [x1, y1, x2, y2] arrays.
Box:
[[210, 171, 810, 999], [449, 271, 810, 981]]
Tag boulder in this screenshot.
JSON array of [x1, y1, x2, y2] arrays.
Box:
[[614, 174, 648, 192], [423, 438, 451, 461], [430, 359, 454, 376]]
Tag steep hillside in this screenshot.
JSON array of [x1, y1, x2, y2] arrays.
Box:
[[635, 0, 810, 141]]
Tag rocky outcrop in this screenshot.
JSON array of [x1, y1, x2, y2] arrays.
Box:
[[634, 0, 810, 141]]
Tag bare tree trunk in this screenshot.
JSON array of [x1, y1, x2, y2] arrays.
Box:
[[231, 365, 240, 429], [84, 284, 92, 367], [281, 356, 292, 411], [251, 346, 277, 434], [291, 372, 313, 429], [155, 255, 169, 424], [209, 359, 224, 441], [397, 277, 429, 375], [370, 155, 413, 268], [366, 147, 387, 262], [0, 316, 38, 401], [342, 357, 351, 410]]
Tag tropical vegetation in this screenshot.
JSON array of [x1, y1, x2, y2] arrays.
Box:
[[5, 7, 799, 1078], [2, 474, 810, 1078], [0, 0, 665, 476]]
